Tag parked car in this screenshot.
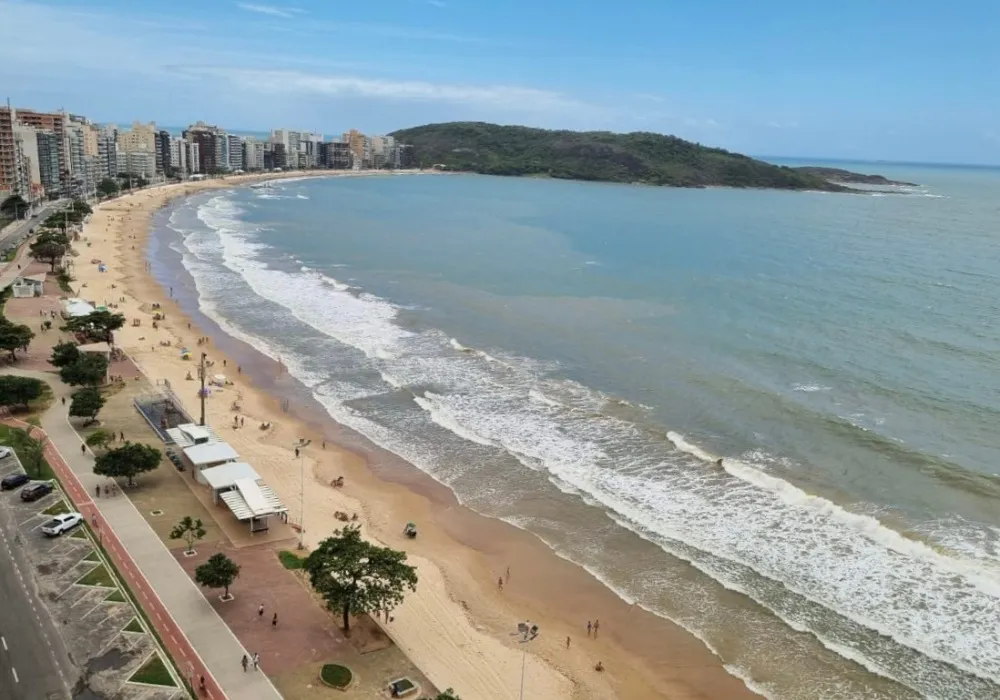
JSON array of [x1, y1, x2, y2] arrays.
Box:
[[0, 446, 14, 460], [20, 481, 54, 502], [41, 512, 83, 537], [0, 472, 30, 490]]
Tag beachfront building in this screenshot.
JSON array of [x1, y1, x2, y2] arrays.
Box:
[[10, 274, 45, 298], [243, 137, 266, 171], [199, 462, 287, 534], [12, 108, 69, 195], [227, 134, 243, 171], [168, 137, 188, 176], [183, 122, 224, 173]]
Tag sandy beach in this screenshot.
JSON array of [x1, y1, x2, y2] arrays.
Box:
[[74, 172, 758, 700]]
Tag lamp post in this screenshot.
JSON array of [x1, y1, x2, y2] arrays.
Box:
[[515, 622, 539, 700], [295, 439, 311, 550], [198, 353, 207, 426]]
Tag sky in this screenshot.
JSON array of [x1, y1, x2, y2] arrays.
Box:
[[2, 0, 999, 164]]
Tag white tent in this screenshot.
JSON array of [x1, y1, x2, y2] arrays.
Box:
[[63, 298, 95, 318], [183, 442, 239, 484]]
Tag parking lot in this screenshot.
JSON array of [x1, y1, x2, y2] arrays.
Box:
[[0, 452, 186, 700]]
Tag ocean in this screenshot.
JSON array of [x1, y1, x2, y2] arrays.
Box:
[[151, 165, 1000, 700]]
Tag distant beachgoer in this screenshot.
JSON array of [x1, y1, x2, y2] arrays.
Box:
[[506, 566, 510, 583], [594, 619, 600, 638], [119, 431, 125, 441], [295, 447, 300, 458], [498, 577, 503, 591], [252, 653, 260, 670], [587, 620, 592, 637], [272, 613, 278, 628], [95, 485, 100, 497], [241, 654, 248, 672], [238, 365, 241, 374], [258, 602, 265, 619], [61, 396, 65, 405], [566, 636, 571, 649], [595, 661, 604, 672], [81, 444, 86, 455]]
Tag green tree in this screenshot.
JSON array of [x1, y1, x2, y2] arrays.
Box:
[[62, 310, 125, 343], [85, 429, 114, 451], [50, 341, 81, 368], [59, 353, 108, 386], [69, 199, 92, 215], [97, 178, 119, 198], [18, 430, 47, 478], [0, 194, 28, 219], [93, 441, 161, 487], [29, 240, 66, 271], [436, 691, 461, 700], [0, 320, 35, 361], [69, 386, 105, 425], [34, 228, 70, 246], [169, 516, 207, 555], [43, 214, 67, 231], [304, 525, 418, 633], [0, 376, 44, 411], [195, 553, 241, 600]]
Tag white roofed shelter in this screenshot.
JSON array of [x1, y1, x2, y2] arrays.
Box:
[[182, 441, 239, 483], [200, 462, 287, 533], [166, 423, 220, 448], [63, 298, 96, 318]]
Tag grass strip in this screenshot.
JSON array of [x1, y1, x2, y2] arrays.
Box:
[[129, 653, 176, 687], [77, 563, 114, 588], [278, 550, 304, 570], [42, 500, 69, 516], [123, 617, 143, 633], [105, 588, 126, 602]]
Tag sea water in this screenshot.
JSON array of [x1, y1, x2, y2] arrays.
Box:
[[152, 165, 1000, 699]]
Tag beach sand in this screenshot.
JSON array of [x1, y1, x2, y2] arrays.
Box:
[[75, 173, 758, 700]]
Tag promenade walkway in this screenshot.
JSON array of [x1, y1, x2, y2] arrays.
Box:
[[5, 369, 283, 700]]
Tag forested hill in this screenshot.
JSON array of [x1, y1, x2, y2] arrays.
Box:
[[390, 122, 852, 192]]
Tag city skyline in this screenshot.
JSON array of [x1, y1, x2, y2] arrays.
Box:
[[2, 0, 1000, 165]]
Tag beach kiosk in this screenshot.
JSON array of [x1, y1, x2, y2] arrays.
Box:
[[200, 462, 287, 533], [182, 441, 239, 483], [166, 422, 219, 448]]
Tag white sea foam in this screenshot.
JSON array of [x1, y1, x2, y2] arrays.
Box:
[[792, 383, 832, 392], [177, 191, 1000, 692]]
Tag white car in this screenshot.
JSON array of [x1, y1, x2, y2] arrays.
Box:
[[0, 446, 13, 460], [41, 512, 84, 537]]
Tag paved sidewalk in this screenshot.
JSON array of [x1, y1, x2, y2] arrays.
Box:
[[5, 369, 283, 700]]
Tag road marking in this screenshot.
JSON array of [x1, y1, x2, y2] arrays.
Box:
[[11, 667, 17, 683]]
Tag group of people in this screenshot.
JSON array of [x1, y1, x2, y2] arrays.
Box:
[[95, 482, 119, 497]]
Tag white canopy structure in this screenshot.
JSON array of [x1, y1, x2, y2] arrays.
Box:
[[183, 442, 239, 484], [200, 462, 286, 533], [166, 423, 219, 448], [63, 298, 95, 318]]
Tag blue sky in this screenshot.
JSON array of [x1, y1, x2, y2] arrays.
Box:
[[2, 0, 999, 163]]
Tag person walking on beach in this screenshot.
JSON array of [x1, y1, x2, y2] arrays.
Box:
[[566, 636, 571, 649], [258, 602, 265, 619], [272, 612, 278, 628], [593, 619, 600, 638], [587, 620, 592, 637], [506, 566, 510, 583], [295, 447, 300, 458], [241, 654, 248, 672], [497, 576, 503, 591]]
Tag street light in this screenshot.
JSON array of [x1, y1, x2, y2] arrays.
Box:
[[295, 439, 311, 550], [515, 621, 539, 700]]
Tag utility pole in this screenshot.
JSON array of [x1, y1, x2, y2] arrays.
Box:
[[198, 352, 207, 426]]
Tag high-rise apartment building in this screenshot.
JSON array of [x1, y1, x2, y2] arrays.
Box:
[[186, 141, 201, 174], [183, 122, 221, 173], [157, 130, 171, 174], [35, 131, 62, 196], [13, 108, 68, 195], [227, 134, 243, 170], [243, 137, 265, 171]]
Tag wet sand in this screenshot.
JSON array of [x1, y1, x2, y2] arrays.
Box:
[[78, 173, 758, 700]]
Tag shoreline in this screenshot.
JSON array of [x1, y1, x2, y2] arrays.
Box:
[[79, 171, 759, 700]]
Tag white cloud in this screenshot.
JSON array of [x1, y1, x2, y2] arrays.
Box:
[[182, 67, 588, 112], [235, 3, 304, 18]]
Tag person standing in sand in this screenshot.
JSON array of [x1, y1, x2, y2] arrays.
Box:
[[594, 619, 600, 638], [587, 620, 592, 637], [258, 602, 265, 619]]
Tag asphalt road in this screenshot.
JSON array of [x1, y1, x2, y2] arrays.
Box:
[[0, 491, 74, 700], [0, 200, 66, 251]]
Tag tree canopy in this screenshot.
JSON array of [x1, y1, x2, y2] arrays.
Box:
[[93, 441, 161, 486], [85, 429, 114, 451], [50, 341, 81, 368], [62, 310, 125, 343], [97, 178, 119, 198], [59, 353, 108, 386], [304, 525, 418, 633], [390, 122, 857, 191], [0, 375, 44, 411], [195, 553, 241, 599], [69, 386, 105, 425], [29, 240, 66, 271], [169, 516, 207, 554], [0, 195, 28, 218], [0, 319, 35, 361]]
